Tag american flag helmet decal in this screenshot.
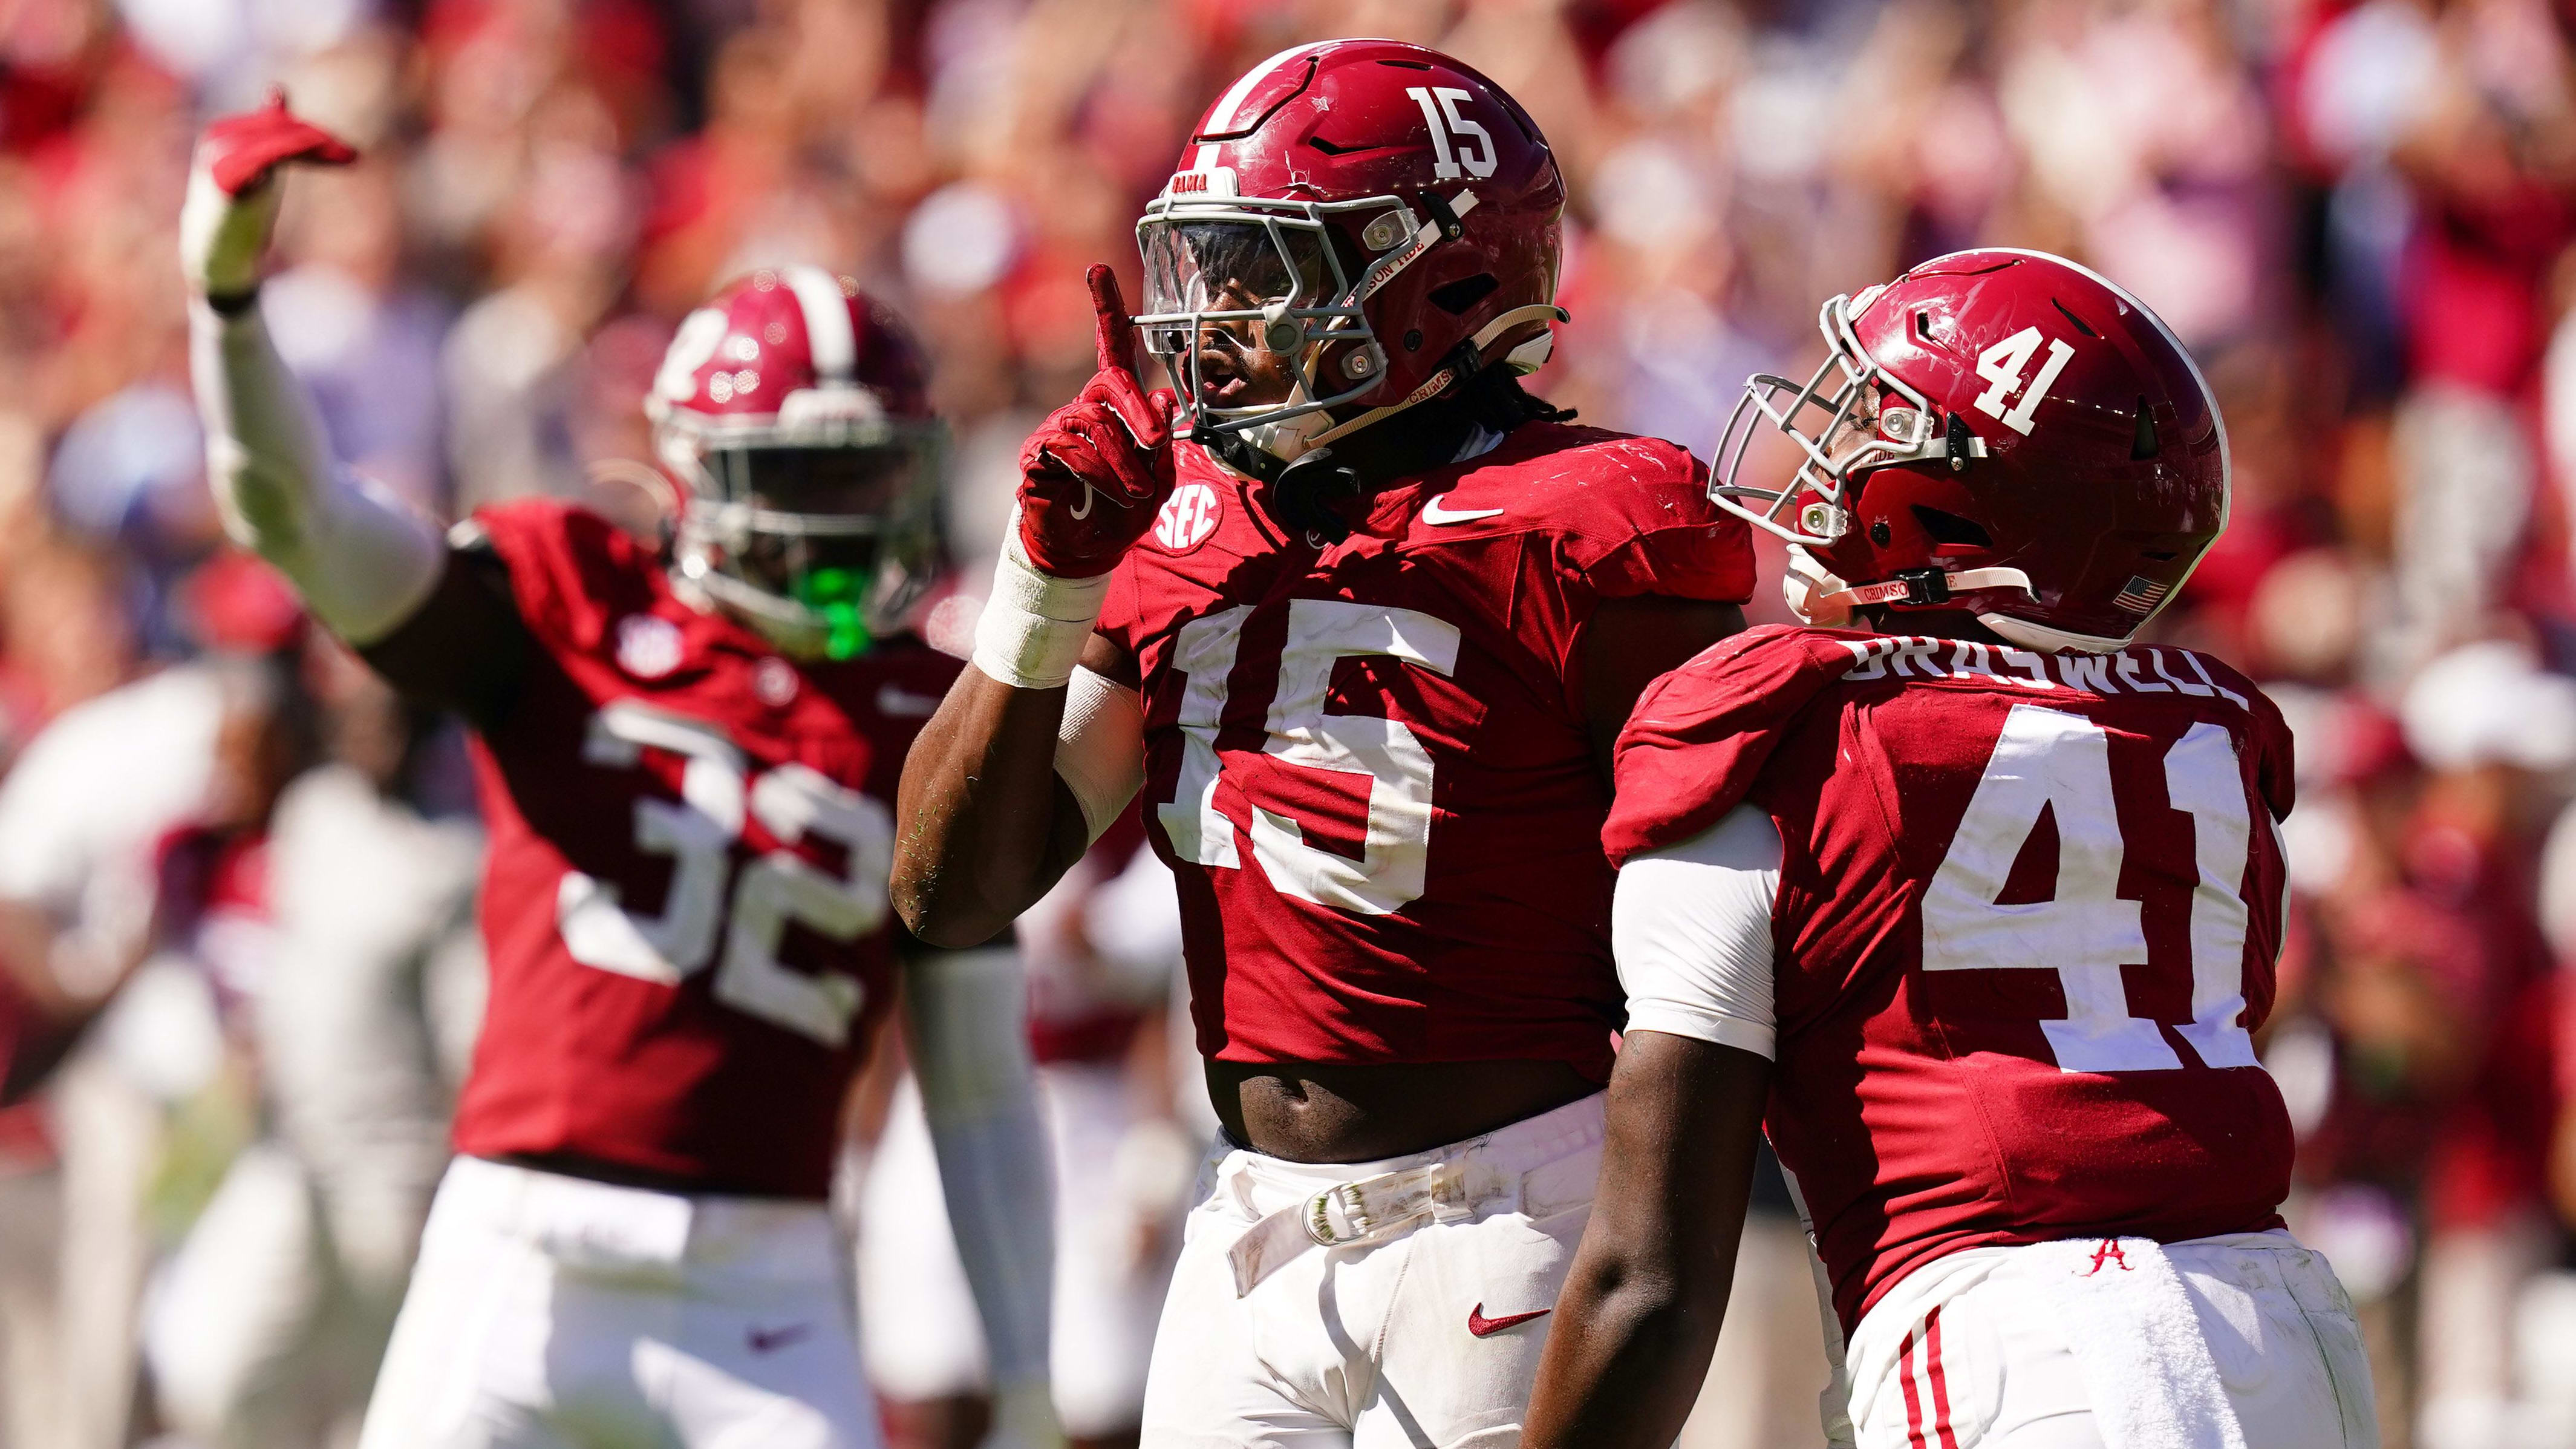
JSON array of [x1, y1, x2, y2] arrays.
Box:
[[2113, 575, 2173, 615]]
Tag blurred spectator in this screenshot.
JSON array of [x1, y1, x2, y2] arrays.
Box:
[[138, 625, 482, 1449], [2, 0, 2576, 1444]]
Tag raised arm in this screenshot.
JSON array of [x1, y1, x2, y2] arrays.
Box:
[[893, 267, 1175, 947], [183, 94, 529, 723]]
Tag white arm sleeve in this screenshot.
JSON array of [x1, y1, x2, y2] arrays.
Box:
[[189, 299, 444, 644], [901, 947, 1056, 1395], [1611, 804, 1783, 1058], [1054, 666, 1144, 842]]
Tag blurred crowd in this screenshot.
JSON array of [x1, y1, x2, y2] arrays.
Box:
[[1, 0, 2575, 1445]]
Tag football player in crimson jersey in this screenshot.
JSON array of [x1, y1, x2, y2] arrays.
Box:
[[181, 97, 1063, 1449], [893, 39, 1755, 1448], [1522, 251, 2379, 1449]]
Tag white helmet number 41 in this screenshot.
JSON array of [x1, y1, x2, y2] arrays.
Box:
[[1971, 326, 2076, 437]]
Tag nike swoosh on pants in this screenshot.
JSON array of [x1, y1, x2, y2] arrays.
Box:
[[1466, 1304, 1551, 1337]]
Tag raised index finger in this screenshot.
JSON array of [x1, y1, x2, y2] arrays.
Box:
[[1088, 264, 1139, 377]]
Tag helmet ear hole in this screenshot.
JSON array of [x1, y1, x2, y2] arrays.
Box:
[[2130, 396, 2160, 460], [1911, 506, 1992, 549], [1429, 274, 1499, 315]]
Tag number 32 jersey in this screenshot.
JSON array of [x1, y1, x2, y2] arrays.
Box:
[[1606, 625, 2298, 1329], [1095, 424, 1754, 1079], [450, 502, 960, 1199]]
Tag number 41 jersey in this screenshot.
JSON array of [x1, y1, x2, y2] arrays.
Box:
[[1096, 424, 1754, 1081], [1606, 625, 2298, 1330], [449, 502, 960, 1199]]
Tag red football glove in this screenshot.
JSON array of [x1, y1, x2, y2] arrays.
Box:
[[1014, 266, 1179, 578], [201, 89, 357, 196], [181, 90, 356, 303]]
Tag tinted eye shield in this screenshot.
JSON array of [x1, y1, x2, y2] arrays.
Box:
[[1132, 191, 1475, 435], [697, 441, 933, 536]]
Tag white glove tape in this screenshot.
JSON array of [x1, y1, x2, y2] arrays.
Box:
[[971, 528, 1112, 692]]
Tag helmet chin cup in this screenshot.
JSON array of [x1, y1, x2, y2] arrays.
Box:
[[1243, 404, 1333, 465], [1782, 545, 1853, 626]]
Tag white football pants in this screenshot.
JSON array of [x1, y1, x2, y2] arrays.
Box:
[[356, 1156, 881, 1449], [1844, 1231, 2379, 1449], [1137, 1091, 1603, 1449]]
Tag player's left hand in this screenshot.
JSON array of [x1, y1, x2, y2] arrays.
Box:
[[982, 1378, 1066, 1449], [180, 89, 356, 303]]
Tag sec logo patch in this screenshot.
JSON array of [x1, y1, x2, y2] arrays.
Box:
[[1154, 482, 1222, 552]]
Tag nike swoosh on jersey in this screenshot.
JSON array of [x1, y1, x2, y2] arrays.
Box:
[[1466, 1303, 1551, 1337], [1422, 497, 1506, 525], [876, 684, 944, 717]]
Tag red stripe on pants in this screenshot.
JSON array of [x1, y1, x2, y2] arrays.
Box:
[[1897, 1326, 1928, 1449], [1925, 1306, 1960, 1449]]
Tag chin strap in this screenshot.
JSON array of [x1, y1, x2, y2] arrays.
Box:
[[1251, 303, 1576, 545], [1819, 565, 2035, 612]]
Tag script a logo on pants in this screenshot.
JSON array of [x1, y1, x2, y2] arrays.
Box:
[[2085, 1239, 2132, 1277], [1155, 482, 1222, 552]]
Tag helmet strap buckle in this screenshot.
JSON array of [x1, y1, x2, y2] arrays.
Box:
[[1417, 188, 1471, 242], [1945, 413, 1987, 474], [1895, 567, 1951, 606]]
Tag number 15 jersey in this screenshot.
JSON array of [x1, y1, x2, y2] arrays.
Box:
[[1605, 625, 2298, 1331], [1095, 424, 1755, 1081]]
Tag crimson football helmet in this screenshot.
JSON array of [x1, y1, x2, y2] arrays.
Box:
[[1713, 249, 2229, 653], [1134, 39, 1567, 468], [647, 267, 941, 659]]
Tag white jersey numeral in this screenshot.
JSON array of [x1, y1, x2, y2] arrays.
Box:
[[1251, 601, 1461, 914], [1406, 87, 1498, 182], [1922, 702, 2264, 1073], [1969, 326, 2075, 436], [557, 700, 892, 1046], [719, 764, 893, 1047], [1157, 602, 1461, 914], [1160, 606, 1251, 869]]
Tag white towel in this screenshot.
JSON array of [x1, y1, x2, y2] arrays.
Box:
[[2032, 1237, 2249, 1449]]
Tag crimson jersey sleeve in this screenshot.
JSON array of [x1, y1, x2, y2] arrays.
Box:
[[1544, 433, 1756, 604], [476, 500, 661, 655], [450, 500, 953, 1199], [1608, 627, 2300, 1330], [1606, 626, 1870, 865]]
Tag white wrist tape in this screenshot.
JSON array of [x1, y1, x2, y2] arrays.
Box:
[[971, 532, 1111, 691]]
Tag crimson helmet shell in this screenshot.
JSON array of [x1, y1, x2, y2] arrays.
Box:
[[647, 266, 941, 656], [1135, 39, 1567, 462], [1714, 249, 2229, 653]]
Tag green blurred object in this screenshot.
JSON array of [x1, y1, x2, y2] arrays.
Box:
[[798, 565, 873, 660]]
